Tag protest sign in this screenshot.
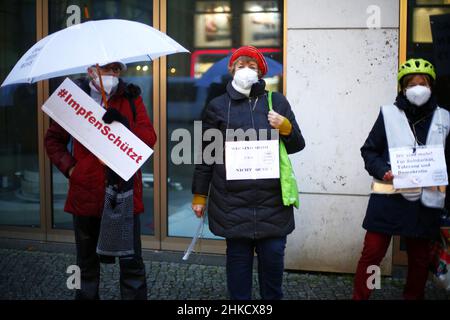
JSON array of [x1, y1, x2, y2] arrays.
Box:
[[225, 140, 279, 180], [390, 145, 448, 189], [42, 78, 153, 181]]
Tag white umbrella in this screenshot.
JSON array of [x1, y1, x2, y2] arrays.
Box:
[[1, 19, 189, 87]]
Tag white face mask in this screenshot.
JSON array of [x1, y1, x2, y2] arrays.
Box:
[[405, 85, 431, 107], [233, 67, 259, 90], [94, 75, 119, 95]]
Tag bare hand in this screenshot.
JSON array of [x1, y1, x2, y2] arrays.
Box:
[[268, 110, 286, 129], [192, 204, 206, 218], [383, 170, 394, 182]]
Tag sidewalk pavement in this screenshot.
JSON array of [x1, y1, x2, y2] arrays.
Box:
[[0, 240, 449, 300]]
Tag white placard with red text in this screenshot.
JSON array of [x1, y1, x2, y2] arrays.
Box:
[[42, 77, 153, 181]]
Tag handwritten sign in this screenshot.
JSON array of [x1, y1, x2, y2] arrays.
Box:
[[225, 140, 279, 180], [390, 145, 448, 189], [42, 78, 153, 181]]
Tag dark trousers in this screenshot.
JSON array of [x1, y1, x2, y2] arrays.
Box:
[[353, 231, 431, 300], [73, 214, 147, 300], [226, 236, 287, 300]]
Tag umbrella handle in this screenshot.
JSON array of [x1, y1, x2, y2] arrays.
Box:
[[95, 64, 109, 109], [84, 6, 90, 19]]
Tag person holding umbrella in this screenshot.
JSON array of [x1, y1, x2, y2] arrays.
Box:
[[353, 58, 450, 300], [191, 46, 305, 300], [0, 18, 188, 300], [45, 61, 157, 300]]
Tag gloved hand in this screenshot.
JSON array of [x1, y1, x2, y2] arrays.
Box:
[[106, 168, 122, 188], [102, 108, 129, 128]]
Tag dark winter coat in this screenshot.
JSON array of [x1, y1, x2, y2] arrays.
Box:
[[44, 78, 157, 216], [192, 80, 305, 239], [361, 94, 450, 239]]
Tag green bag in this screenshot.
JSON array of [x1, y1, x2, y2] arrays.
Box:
[[268, 91, 300, 208]]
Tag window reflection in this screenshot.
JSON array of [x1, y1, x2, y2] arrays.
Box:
[[407, 0, 450, 109], [167, 0, 283, 239], [242, 1, 280, 46], [195, 1, 232, 48], [412, 7, 450, 43], [0, 0, 40, 227]]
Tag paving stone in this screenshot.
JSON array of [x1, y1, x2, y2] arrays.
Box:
[[0, 248, 449, 300]]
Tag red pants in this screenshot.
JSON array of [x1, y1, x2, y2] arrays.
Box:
[[353, 231, 431, 300]]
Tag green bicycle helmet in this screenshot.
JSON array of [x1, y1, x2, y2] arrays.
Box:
[[398, 58, 436, 83]]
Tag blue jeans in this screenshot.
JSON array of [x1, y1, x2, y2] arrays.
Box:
[[226, 236, 287, 300]]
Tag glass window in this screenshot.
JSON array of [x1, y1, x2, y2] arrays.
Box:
[[48, 0, 155, 235], [166, 0, 284, 239], [407, 0, 450, 108], [194, 1, 232, 48], [412, 6, 450, 43], [0, 0, 40, 227], [241, 1, 281, 47]]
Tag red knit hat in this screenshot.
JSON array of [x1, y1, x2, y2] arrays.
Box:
[[229, 46, 268, 77]]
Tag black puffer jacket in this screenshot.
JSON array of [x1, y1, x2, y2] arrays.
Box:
[[361, 93, 450, 239], [192, 80, 305, 239]]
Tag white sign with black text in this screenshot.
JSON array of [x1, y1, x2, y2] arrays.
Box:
[[390, 145, 448, 189], [225, 140, 279, 180]]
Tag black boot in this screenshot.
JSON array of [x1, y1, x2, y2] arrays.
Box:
[[73, 215, 101, 300], [119, 256, 147, 300], [119, 215, 147, 300]]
